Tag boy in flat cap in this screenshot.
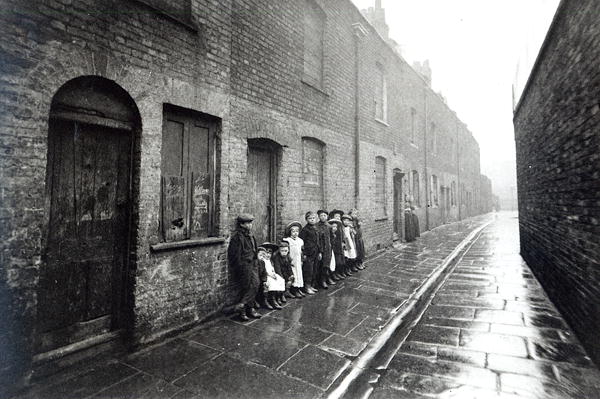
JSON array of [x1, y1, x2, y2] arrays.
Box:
[[317, 210, 335, 289], [228, 214, 262, 321], [299, 211, 322, 294]]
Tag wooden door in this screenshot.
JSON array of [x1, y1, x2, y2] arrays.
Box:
[[393, 173, 403, 239], [247, 145, 275, 245], [38, 119, 132, 353]]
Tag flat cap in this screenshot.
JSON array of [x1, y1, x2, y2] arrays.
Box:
[[236, 213, 254, 223], [341, 214, 353, 221], [305, 211, 317, 220], [278, 241, 290, 248], [317, 209, 329, 216]]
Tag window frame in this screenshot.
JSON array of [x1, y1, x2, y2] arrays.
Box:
[[301, 137, 325, 188], [410, 107, 417, 145], [411, 170, 420, 207], [375, 156, 387, 218], [159, 104, 219, 243], [430, 174, 439, 207], [302, 0, 326, 89], [374, 63, 388, 123]]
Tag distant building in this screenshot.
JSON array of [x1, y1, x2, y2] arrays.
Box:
[[0, 0, 495, 386], [514, 0, 600, 366]]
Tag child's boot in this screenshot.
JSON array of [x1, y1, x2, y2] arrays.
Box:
[[326, 270, 336, 285], [247, 306, 262, 319], [259, 293, 273, 310], [269, 293, 282, 310]]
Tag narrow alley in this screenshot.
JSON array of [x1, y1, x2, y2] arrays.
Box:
[[367, 214, 600, 399]]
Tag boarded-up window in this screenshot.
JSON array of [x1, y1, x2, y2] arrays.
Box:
[[430, 175, 439, 207], [375, 157, 387, 217], [375, 63, 387, 121], [302, 137, 325, 211], [412, 170, 420, 206], [303, 0, 325, 87], [303, 137, 324, 187], [160, 105, 218, 242]]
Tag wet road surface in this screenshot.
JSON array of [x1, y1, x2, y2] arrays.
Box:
[[369, 214, 600, 399], [18, 215, 492, 399]]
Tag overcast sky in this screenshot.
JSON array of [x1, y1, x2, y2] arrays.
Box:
[[351, 0, 560, 204]]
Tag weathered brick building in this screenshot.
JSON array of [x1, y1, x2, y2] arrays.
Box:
[[0, 0, 494, 384], [514, 0, 600, 366]]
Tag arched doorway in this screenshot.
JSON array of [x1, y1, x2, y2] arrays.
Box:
[[247, 138, 281, 245], [37, 76, 139, 354]]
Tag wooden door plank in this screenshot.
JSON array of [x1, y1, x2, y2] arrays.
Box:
[[162, 175, 187, 242]]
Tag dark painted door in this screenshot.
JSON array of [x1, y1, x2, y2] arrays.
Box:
[[38, 119, 132, 353], [393, 173, 404, 239], [247, 145, 275, 245]]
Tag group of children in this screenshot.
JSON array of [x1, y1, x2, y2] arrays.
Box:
[[228, 209, 366, 321]]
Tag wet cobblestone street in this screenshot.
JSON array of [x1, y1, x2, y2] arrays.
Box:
[[15, 213, 600, 399], [370, 213, 600, 399]]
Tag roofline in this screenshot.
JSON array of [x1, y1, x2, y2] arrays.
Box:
[[513, 0, 568, 118], [342, 0, 478, 142]]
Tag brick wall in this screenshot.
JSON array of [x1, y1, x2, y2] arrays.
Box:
[[514, 0, 600, 366], [0, 0, 494, 385]]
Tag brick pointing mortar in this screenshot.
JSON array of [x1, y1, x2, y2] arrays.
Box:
[[514, 0, 600, 366]]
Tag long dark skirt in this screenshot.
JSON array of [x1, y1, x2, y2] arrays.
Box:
[[405, 212, 415, 242], [355, 229, 366, 262], [412, 213, 420, 238]]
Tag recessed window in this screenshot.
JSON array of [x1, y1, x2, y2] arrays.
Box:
[[430, 123, 437, 154], [375, 157, 387, 217], [375, 63, 388, 122], [430, 174, 439, 207], [410, 107, 417, 144], [412, 170, 420, 206], [302, 137, 324, 187], [160, 105, 219, 242], [451, 181, 457, 206], [303, 0, 325, 88]]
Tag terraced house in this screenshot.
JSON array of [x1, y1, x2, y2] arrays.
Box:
[[0, 0, 496, 384]]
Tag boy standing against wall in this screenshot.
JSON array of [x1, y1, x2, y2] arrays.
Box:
[[299, 211, 322, 295], [227, 214, 262, 321], [317, 209, 335, 289]]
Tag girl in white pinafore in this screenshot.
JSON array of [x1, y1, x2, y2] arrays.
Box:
[[341, 215, 357, 260], [261, 250, 286, 292], [283, 221, 305, 297]]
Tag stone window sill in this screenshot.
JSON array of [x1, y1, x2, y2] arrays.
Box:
[[375, 118, 389, 127], [375, 217, 389, 222], [301, 78, 330, 96], [151, 237, 226, 252]]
